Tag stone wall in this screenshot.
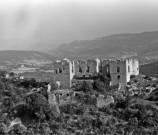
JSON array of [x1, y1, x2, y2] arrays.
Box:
[[71, 79, 94, 88], [52, 90, 79, 105], [73, 59, 101, 78], [132, 58, 139, 75], [53, 57, 139, 88], [102, 59, 110, 75], [125, 58, 139, 83], [126, 58, 133, 82]]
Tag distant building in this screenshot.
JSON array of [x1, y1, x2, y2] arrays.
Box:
[[53, 57, 139, 89]]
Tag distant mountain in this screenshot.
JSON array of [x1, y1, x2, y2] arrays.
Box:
[[51, 31, 158, 62], [0, 50, 55, 65]]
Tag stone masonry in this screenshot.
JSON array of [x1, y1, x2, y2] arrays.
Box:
[[53, 57, 139, 89]]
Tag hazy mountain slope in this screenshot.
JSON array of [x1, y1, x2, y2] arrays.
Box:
[[143, 41, 158, 55], [140, 61, 158, 78], [51, 31, 158, 60], [0, 50, 55, 65]]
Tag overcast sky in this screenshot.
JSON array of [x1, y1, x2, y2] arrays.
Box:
[[0, 0, 158, 50]]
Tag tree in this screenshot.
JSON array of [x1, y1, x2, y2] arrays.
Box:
[[72, 80, 93, 93], [82, 81, 93, 93], [9, 72, 15, 77], [93, 73, 111, 93], [0, 70, 7, 77]]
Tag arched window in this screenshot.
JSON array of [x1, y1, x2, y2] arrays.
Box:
[[117, 67, 120, 73]]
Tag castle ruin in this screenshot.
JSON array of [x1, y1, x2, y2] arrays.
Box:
[[53, 57, 139, 89]]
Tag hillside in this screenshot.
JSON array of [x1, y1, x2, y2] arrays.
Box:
[[1, 71, 158, 134], [0, 50, 55, 65], [140, 61, 158, 78], [51, 31, 158, 62]]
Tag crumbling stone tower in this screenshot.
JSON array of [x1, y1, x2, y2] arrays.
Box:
[[109, 59, 128, 86], [109, 58, 139, 86], [54, 58, 74, 88]]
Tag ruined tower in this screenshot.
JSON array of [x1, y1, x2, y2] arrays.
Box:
[[54, 58, 74, 89], [53, 57, 139, 89], [109, 58, 139, 86]]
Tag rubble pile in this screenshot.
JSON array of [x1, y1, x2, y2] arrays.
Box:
[[126, 74, 158, 97]]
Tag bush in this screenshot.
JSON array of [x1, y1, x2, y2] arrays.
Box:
[[60, 103, 86, 115]]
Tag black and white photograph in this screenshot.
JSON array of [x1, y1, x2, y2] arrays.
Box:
[[0, 0, 158, 134]]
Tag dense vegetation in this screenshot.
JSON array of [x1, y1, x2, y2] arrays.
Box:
[[0, 71, 158, 134]]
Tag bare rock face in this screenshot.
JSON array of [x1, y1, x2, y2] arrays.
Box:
[[97, 95, 114, 108]]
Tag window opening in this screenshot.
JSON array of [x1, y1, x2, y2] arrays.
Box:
[[117, 67, 120, 73], [55, 70, 58, 74], [79, 67, 82, 73], [117, 75, 120, 80], [59, 68, 62, 73], [87, 66, 90, 72]]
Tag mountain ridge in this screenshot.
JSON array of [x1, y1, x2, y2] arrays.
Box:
[[51, 31, 158, 62]]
